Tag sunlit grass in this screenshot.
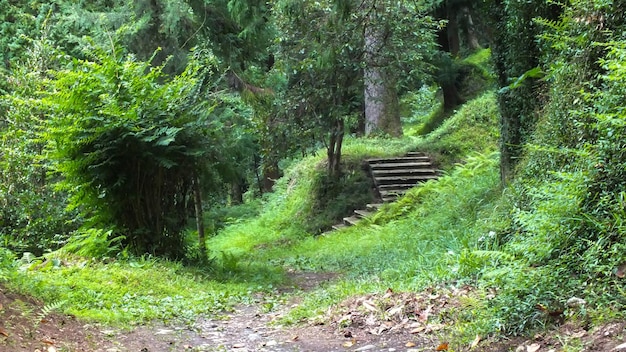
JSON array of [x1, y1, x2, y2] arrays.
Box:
[[2, 85, 502, 333], [4, 256, 282, 326]]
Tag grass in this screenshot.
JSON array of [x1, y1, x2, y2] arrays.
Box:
[[203, 89, 502, 333], [1, 254, 284, 326], [1, 57, 503, 336]]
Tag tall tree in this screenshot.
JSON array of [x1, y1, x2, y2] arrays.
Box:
[[348, 0, 438, 136], [362, 0, 402, 136], [275, 0, 437, 176], [484, 0, 561, 182]]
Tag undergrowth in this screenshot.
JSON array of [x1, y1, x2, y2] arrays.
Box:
[[0, 254, 282, 327]]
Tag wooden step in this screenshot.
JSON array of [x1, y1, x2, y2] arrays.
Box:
[[371, 168, 437, 176], [378, 183, 421, 190], [406, 152, 427, 157], [332, 223, 348, 231], [367, 156, 430, 164], [354, 209, 374, 219], [373, 175, 439, 185], [379, 189, 408, 198], [366, 203, 383, 211], [369, 162, 433, 170], [343, 216, 361, 226]]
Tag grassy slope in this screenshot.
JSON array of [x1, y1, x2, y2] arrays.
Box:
[[207, 91, 502, 337], [0, 49, 509, 339]]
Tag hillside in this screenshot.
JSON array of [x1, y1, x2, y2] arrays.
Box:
[[1, 1, 626, 350], [1, 78, 624, 350]]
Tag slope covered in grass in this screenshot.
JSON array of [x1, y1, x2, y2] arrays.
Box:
[[206, 90, 501, 337]]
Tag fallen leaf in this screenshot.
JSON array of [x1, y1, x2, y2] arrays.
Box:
[[343, 339, 356, 347], [405, 342, 416, 347], [41, 339, 55, 345], [384, 288, 394, 298], [527, 343, 541, 352], [291, 335, 299, 341], [419, 305, 432, 322], [470, 335, 481, 349], [47, 347, 57, 352], [387, 305, 404, 316], [362, 300, 377, 312], [426, 323, 445, 332], [0, 328, 8, 337], [410, 326, 426, 334], [570, 330, 586, 338], [436, 342, 449, 351]]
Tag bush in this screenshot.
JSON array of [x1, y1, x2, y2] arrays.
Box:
[[44, 46, 232, 258]]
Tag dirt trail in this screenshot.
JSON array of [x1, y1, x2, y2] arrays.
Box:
[[3, 275, 626, 352]]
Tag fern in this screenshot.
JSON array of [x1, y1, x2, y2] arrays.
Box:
[[38, 300, 66, 322]]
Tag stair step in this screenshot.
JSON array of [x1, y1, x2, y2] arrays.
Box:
[[378, 183, 419, 190], [369, 162, 433, 170], [354, 209, 374, 219], [343, 216, 361, 226], [374, 175, 439, 185], [372, 168, 437, 176], [379, 189, 408, 197], [366, 203, 383, 211], [382, 196, 398, 202], [367, 156, 430, 164], [406, 152, 426, 157], [332, 223, 348, 231]]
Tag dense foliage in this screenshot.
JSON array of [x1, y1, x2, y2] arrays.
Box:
[[2, 0, 626, 344]]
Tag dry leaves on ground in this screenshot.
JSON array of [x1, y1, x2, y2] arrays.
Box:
[[326, 285, 478, 339]]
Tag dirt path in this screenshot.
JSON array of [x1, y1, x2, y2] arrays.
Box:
[[1, 273, 434, 352], [3, 275, 626, 352]]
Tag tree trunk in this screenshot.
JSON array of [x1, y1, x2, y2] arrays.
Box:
[[327, 118, 344, 177], [461, 6, 481, 51], [262, 161, 281, 192], [230, 179, 244, 205], [446, 3, 460, 56], [441, 81, 462, 111], [192, 171, 206, 255], [363, 25, 402, 137]]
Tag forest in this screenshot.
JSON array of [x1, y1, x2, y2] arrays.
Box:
[[1, 0, 626, 351]]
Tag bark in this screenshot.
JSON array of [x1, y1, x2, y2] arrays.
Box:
[[230, 179, 244, 205], [192, 171, 206, 255], [363, 25, 402, 137], [262, 161, 281, 192], [446, 4, 460, 56], [461, 6, 481, 51], [327, 119, 344, 177], [441, 81, 462, 111]]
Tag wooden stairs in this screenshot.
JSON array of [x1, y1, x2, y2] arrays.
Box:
[[331, 152, 438, 231]]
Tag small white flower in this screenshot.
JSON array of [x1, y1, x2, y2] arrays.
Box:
[[488, 231, 496, 238]]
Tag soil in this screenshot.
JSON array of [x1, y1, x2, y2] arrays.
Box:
[[1, 273, 626, 352]]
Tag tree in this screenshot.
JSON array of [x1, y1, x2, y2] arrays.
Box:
[[484, 0, 561, 182], [347, 0, 439, 136], [362, 0, 402, 137], [275, 0, 438, 176], [43, 43, 242, 258]]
